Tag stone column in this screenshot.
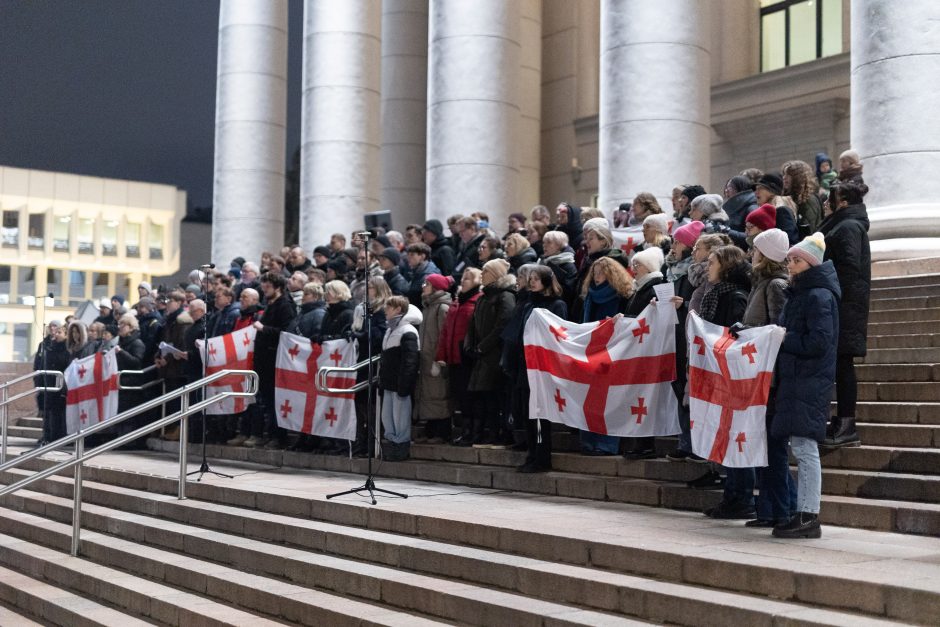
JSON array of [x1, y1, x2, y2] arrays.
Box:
[[518, 0, 542, 210], [380, 0, 428, 230], [300, 0, 381, 250], [211, 0, 288, 268], [598, 0, 710, 216], [426, 0, 520, 228], [851, 0, 940, 259]]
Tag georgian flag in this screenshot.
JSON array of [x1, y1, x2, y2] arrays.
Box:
[[197, 327, 256, 415], [612, 226, 643, 256], [524, 303, 679, 437], [687, 312, 785, 467], [274, 333, 357, 440], [65, 348, 119, 434]]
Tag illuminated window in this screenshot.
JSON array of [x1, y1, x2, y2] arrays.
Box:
[[760, 0, 842, 72], [78, 218, 95, 254], [126, 223, 141, 258], [54, 215, 71, 252], [149, 222, 164, 260], [2, 211, 19, 248], [102, 220, 118, 256]]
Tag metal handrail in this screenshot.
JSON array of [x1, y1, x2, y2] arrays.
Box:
[[118, 364, 164, 392], [0, 369, 258, 556], [1, 370, 65, 464], [315, 355, 380, 394]]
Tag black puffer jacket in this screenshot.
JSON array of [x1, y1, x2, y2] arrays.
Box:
[[384, 267, 410, 296], [319, 300, 356, 341], [465, 274, 516, 391], [379, 305, 422, 396], [254, 293, 297, 394], [820, 203, 871, 356], [508, 246, 538, 274]]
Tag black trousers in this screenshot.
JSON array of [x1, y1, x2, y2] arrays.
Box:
[[835, 354, 857, 418]]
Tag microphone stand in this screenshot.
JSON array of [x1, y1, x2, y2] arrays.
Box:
[[328, 231, 407, 505], [189, 264, 232, 481]]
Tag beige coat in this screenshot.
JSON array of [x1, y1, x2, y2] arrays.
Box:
[[416, 290, 453, 419]]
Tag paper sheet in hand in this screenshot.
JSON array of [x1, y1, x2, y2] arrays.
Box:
[[159, 341, 186, 358], [653, 282, 678, 324]]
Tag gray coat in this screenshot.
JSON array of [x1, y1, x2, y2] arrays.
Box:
[[417, 290, 453, 419], [743, 270, 788, 327]]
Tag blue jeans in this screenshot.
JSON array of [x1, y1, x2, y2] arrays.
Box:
[[756, 431, 797, 521], [580, 430, 620, 454], [791, 436, 821, 514], [381, 392, 412, 444]]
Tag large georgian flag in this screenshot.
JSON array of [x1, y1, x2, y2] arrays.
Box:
[[65, 349, 119, 434], [197, 327, 256, 415], [687, 312, 785, 467], [612, 226, 644, 256], [274, 333, 357, 441], [525, 303, 679, 436]]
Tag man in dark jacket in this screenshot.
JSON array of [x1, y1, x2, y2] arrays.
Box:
[[404, 243, 441, 307], [287, 283, 328, 339], [135, 297, 165, 363], [377, 247, 409, 296], [422, 219, 456, 276], [154, 291, 193, 441], [248, 272, 297, 449], [452, 216, 486, 279], [207, 287, 240, 338], [286, 247, 313, 274]]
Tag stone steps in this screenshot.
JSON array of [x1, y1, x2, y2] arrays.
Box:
[[867, 308, 940, 323], [871, 273, 940, 288], [138, 440, 940, 535], [870, 295, 940, 311], [868, 334, 940, 349], [9, 426, 41, 440], [850, 402, 940, 424], [870, 283, 940, 299], [14, 417, 42, 429], [0, 599, 45, 627], [855, 363, 940, 382], [862, 347, 940, 364], [867, 320, 940, 336], [857, 382, 940, 402], [0, 455, 934, 625]]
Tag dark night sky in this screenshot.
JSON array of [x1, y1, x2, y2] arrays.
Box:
[[0, 0, 304, 209]]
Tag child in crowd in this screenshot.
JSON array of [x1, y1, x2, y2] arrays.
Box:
[[379, 295, 422, 461]]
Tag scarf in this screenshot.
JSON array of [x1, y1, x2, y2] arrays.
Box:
[[540, 250, 576, 267], [687, 260, 709, 288], [457, 285, 480, 304], [583, 281, 620, 322], [699, 280, 739, 323], [665, 253, 693, 283]]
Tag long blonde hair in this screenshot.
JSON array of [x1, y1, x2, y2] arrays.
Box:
[[581, 257, 635, 299]]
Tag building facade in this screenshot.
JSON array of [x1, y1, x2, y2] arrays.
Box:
[[0, 166, 185, 361], [209, 0, 938, 262]]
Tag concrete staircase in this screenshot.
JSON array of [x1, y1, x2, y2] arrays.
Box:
[[0, 272, 937, 624], [0, 450, 937, 625]]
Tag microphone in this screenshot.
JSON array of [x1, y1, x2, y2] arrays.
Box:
[[355, 231, 373, 238], [199, 263, 216, 269]]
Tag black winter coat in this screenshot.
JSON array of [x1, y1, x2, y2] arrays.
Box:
[[254, 293, 297, 393], [379, 308, 421, 395], [508, 247, 538, 274], [137, 311, 165, 362], [624, 274, 666, 318], [501, 292, 567, 390], [384, 268, 410, 296], [466, 275, 516, 391], [34, 339, 70, 412], [772, 261, 841, 442], [319, 300, 356, 341], [209, 303, 240, 338], [429, 239, 456, 277], [184, 316, 207, 382], [704, 262, 751, 328], [820, 203, 871, 357], [287, 301, 327, 339], [406, 260, 441, 307], [776, 204, 800, 245]]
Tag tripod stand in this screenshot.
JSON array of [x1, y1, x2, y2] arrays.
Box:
[[328, 231, 407, 505], [188, 263, 232, 482]]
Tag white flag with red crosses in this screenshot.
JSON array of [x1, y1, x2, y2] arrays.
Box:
[[687, 312, 785, 468], [612, 226, 643, 256], [524, 303, 679, 436], [274, 333, 357, 440], [65, 348, 120, 434], [197, 327, 256, 415]]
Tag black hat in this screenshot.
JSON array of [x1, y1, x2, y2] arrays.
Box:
[[374, 235, 391, 248], [326, 258, 348, 275], [422, 219, 444, 239], [377, 247, 401, 265], [681, 185, 707, 202], [755, 172, 785, 196], [230, 256, 245, 269], [313, 246, 331, 258]]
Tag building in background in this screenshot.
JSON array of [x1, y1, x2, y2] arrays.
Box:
[[0, 165, 184, 361]]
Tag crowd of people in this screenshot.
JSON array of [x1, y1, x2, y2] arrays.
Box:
[[34, 149, 871, 539]]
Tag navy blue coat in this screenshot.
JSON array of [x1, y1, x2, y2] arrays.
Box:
[[772, 261, 841, 442]]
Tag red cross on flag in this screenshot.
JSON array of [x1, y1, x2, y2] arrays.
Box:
[[274, 333, 357, 440], [65, 348, 119, 434], [687, 311, 785, 468], [612, 225, 643, 256], [524, 303, 679, 437], [197, 327, 257, 415]]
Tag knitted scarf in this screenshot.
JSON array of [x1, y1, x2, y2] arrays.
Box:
[[583, 281, 620, 322], [699, 280, 739, 323]]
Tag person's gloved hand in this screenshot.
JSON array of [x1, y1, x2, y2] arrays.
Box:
[[729, 322, 748, 339]]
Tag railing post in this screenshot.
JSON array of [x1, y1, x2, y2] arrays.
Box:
[[71, 436, 84, 556], [1, 386, 8, 465], [178, 389, 188, 500]]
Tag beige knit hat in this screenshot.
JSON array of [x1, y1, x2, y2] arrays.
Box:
[[482, 258, 510, 279]]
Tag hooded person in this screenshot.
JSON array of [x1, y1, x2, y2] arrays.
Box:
[[837, 149, 864, 185], [815, 152, 838, 190], [422, 219, 457, 277], [722, 175, 758, 248], [556, 202, 583, 251]]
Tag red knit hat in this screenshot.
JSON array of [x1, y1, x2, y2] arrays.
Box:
[[746, 204, 777, 232], [424, 274, 453, 292]]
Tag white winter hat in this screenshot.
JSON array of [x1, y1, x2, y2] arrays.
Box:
[[690, 194, 724, 217], [632, 246, 665, 273], [753, 228, 790, 263], [642, 213, 671, 235], [582, 217, 613, 245]]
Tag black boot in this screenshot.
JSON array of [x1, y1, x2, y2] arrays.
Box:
[[772, 512, 821, 538], [822, 417, 861, 448], [825, 416, 841, 439]]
